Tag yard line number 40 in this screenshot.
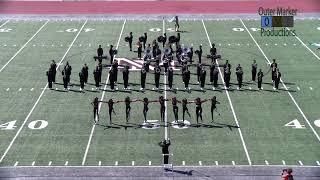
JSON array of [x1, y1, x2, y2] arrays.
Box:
[[285, 119, 320, 129], [0, 120, 48, 130]]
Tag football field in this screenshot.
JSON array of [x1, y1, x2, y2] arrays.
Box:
[[0, 18, 319, 167]]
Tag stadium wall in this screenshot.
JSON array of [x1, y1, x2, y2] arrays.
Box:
[[0, 0, 319, 14]]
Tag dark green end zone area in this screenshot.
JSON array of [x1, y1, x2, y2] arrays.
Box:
[[0, 19, 319, 167]]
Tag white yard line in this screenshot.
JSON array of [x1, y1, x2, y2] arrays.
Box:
[[286, 27, 320, 60], [202, 20, 252, 166], [0, 20, 49, 73], [0, 20, 88, 164], [163, 18, 168, 141], [0, 20, 10, 28], [81, 19, 126, 166], [240, 19, 320, 143]]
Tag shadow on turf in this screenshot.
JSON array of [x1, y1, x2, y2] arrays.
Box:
[[164, 169, 210, 177]]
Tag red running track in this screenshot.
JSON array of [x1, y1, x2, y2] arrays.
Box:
[[0, 0, 319, 14]]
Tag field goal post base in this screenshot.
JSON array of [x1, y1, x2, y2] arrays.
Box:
[[162, 153, 174, 173]]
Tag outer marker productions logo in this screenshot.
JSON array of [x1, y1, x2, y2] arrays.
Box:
[[258, 7, 297, 37]]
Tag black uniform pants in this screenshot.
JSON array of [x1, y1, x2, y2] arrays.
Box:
[[110, 80, 115, 90], [225, 77, 230, 88], [84, 74, 88, 83], [124, 78, 129, 88], [129, 41, 132, 51], [63, 78, 68, 89], [138, 48, 142, 59], [143, 107, 148, 122], [48, 80, 53, 89], [95, 78, 100, 88], [160, 106, 165, 122], [258, 80, 262, 89], [213, 77, 218, 87], [252, 70, 256, 81], [155, 76, 160, 88], [114, 71, 118, 82], [141, 78, 146, 89], [238, 77, 242, 88], [275, 79, 280, 89], [173, 106, 179, 121], [52, 71, 56, 82], [168, 77, 173, 89], [126, 106, 131, 121], [80, 80, 84, 89], [196, 107, 203, 123], [184, 80, 189, 88], [200, 78, 205, 88], [182, 107, 190, 122]]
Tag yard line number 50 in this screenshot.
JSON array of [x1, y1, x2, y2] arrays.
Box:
[[0, 120, 48, 130]]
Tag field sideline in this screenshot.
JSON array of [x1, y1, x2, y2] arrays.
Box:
[[0, 17, 319, 169]]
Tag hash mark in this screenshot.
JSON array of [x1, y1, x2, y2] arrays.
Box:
[[275, 43, 278, 46], [249, 87, 252, 90], [309, 87, 313, 90], [14, 161, 19, 166], [297, 87, 300, 91], [18, 88, 22, 91], [265, 160, 269, 165], [282, 160, 286, 165], [265, 44, 268, 46], [6, 88, 9, 91], [65, 161, 68, 166]]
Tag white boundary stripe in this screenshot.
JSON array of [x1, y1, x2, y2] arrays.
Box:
[[0, 20, 88, 164], [286, 27, 320, 60], [0, 20, 49, 73], [2, 165, 320, 168], [0, 20, 10, 28], [240, 19, 320, 143], [163, 18, 168, 141], [81, 19, 126, 166], [202, 20, 252, 166]]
